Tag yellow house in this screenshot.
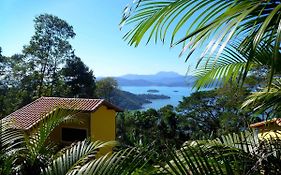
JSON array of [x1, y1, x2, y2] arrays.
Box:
[[250, 118, 281, 139], [4, 97, 123, 145]]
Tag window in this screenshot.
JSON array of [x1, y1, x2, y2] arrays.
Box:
[[61, 128, 87, 142]]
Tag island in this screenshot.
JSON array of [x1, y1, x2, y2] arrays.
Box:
[[138, 94, 170, 100], [147, 89, 159, 93]]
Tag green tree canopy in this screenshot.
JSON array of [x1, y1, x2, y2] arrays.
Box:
[[62, 56, 96, 98], [96, 77, 118, 102], [23, 14, 76, 97]]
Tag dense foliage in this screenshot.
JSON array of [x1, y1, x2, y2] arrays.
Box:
[[1, 111, 281, 175], [62, 56, 96, 98], [0, 109, 152, 175], [117, 0, 281, 173], [1, 0, 281, 173], [116, 85, 260, 153]]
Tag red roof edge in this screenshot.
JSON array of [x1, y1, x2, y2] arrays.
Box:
[[39, 97, 123, 112], [249, 118, 281, 128], [100, 99, 123, 112]]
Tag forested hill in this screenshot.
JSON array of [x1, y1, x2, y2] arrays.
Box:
[[110, 89, 170, 110]]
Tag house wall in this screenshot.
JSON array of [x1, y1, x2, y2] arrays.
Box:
[[90, 105, 116, 142], [258, 126, 281, 140], [90, 105, 116, 156]]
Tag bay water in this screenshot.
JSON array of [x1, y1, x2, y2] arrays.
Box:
[[121, 86, 195, 110]]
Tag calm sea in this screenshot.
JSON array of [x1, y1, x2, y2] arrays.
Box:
[[121, 86, 195, 110]]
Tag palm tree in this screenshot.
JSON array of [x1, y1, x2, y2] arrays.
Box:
[[120, 3, 281, 173], [1, 108, 153, 175], [43, 142, 153, 175], [242, 78, 281, 117], [121, 0, 281, 88], [1, 108, 80, 174], [158, 130, 281, 174]]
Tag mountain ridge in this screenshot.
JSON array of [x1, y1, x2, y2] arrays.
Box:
[[98, 71, 196, 87]]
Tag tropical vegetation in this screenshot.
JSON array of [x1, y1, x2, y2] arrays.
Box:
[[1, 107, 281, 174], [0, 108, 151, 175], [119, 0, 281, 174], [121, 0, 281, 114], [1, 0, 281, 174], [121, 0, 280, 89]]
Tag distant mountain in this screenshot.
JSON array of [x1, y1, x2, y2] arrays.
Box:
[[113, 71, 196, 87]]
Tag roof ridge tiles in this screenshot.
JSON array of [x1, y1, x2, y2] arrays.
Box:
[[41, 96, 104, 101]]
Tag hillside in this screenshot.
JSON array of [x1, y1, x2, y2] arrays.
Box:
[[111, 89, 170, 110]]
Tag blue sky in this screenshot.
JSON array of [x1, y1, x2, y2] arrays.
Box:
[[0, 0, 196, 77]]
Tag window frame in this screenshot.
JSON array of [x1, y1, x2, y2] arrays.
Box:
[[60, 127, 88, 144]]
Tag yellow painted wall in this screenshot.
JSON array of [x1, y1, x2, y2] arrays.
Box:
[[90, 105, 116, 142], [90, 105, 116, 155], [255, 123, 281, 140], [258, 129, 281, 140]]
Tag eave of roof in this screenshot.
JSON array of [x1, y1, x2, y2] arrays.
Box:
[[249, 118, 281, 128]]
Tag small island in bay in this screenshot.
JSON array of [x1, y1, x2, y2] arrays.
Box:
[[147, 89, 159, 93], [138, 94, 170, 100]]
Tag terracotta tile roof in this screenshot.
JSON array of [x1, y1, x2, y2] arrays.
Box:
[[3, 97, 122, 130], [249, 118, 281, 128]]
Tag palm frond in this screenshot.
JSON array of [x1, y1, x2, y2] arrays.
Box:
[[193, 44, 249, 89], [42, 140, 116, 175], [122, 0, 281, 87], [122, 0, 232, 47], [1, 129, 24, 155], [158, 130, 281, 174], [242, 78, 281, 116], [23, 108, 80, 168], [193, 40, 279, 89], [74, 147, 153, 175], [213, 130, 259, 153], [159, 141, 255, 174], [0, 119, 25, 174]]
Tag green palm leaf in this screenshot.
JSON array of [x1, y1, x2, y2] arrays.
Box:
[[122, 0, 281, 87], [158, 130, 281, 174], [24, 108, 80, 165], [42, 140, 116, 175], [72, 147, 153, 175], [194, 40, 279, 89], [1, 124, 24, 154], [193, 44, 249, 89], [0, 120, 25, 175], [242, 78, 281, 116]]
